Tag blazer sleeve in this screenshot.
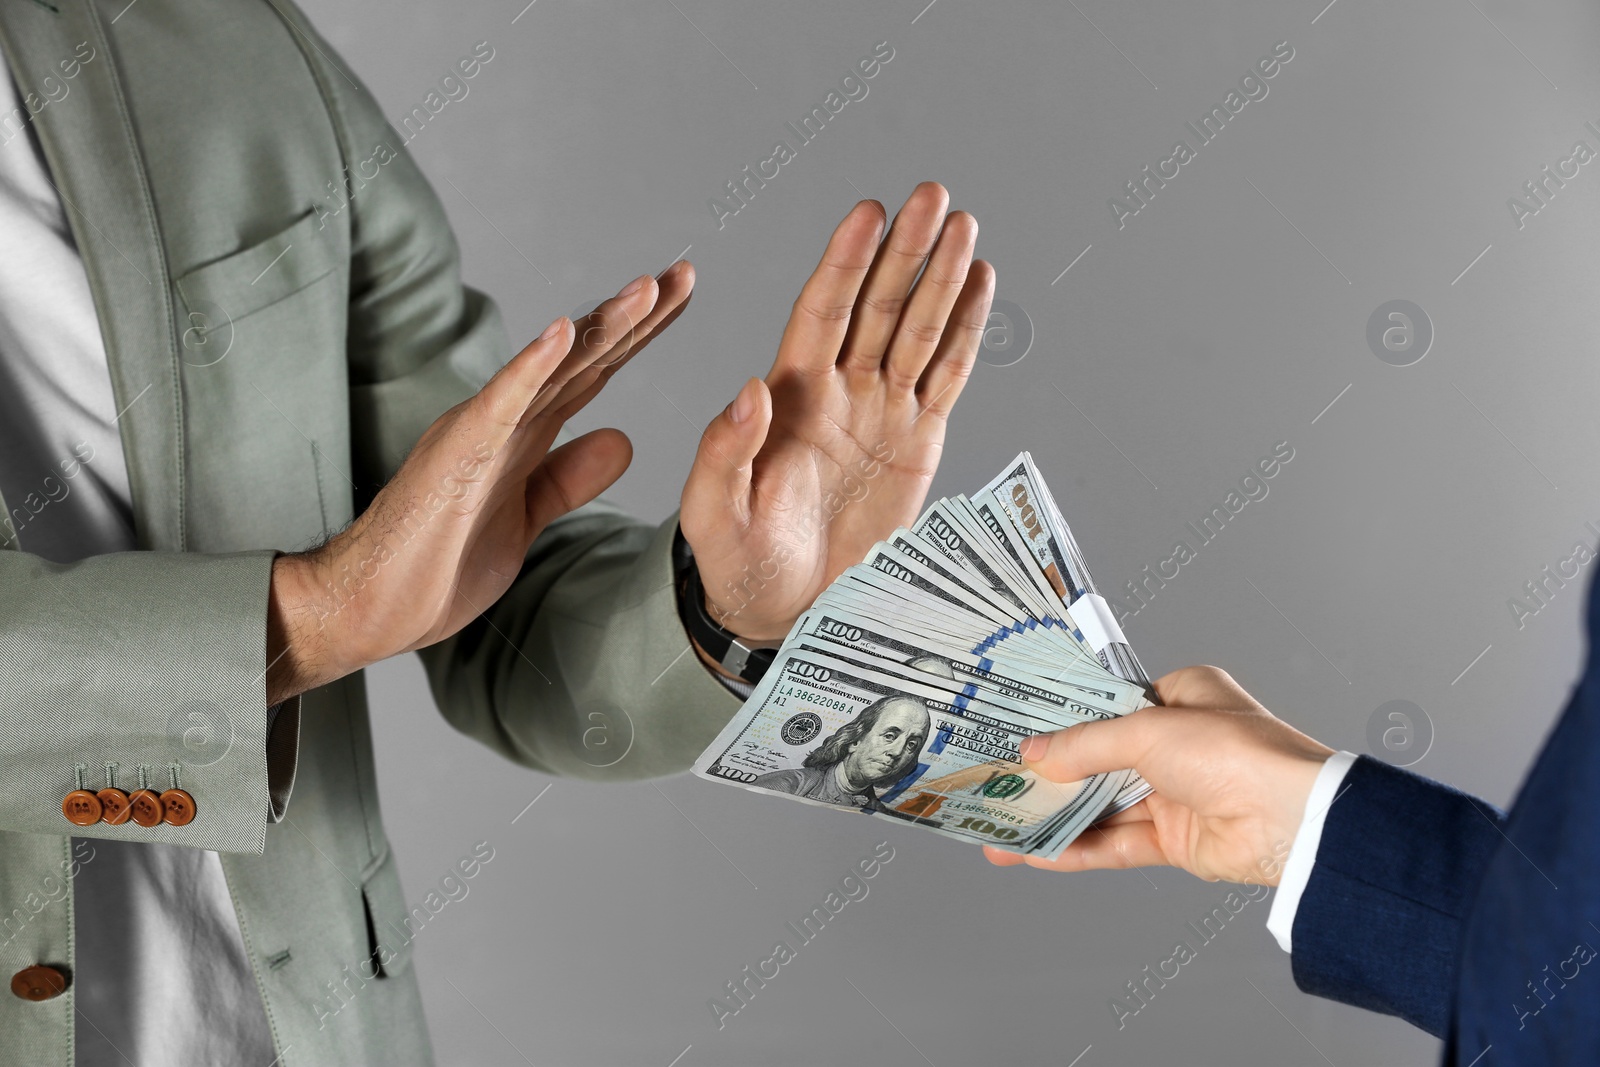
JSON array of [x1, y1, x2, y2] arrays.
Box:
[[0, 544, 297, 855], [1289, 754, 1505, 1037], [281, 8, 744, 780]]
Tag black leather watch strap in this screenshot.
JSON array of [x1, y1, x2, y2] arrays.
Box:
[[672, 525, 778, 685]]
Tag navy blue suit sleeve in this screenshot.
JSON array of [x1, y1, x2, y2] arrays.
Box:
[[1447, 659, 1600, 1064], [1289, 755, 1504, 1037]]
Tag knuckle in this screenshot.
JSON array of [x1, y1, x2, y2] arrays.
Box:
[[859, 291, 907, 318], [955, 308, 989, 335], [923, 259, 969, 291], [882, 362, 923, 391], [468, 386, 511, 428], [887, 232, 934, 260], [818, 256, 861, 280], [932, 353, 976, 387], [1041, 725, 1075, 758], [900, 320, 945, 346], [1193, 664, 1243, 695], [796, 296, 854, 324]]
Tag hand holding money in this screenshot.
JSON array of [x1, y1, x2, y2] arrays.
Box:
[[694, 452, 1163, 858], [985, 665, 1333, 884]]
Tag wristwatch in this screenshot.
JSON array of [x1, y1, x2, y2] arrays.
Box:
[[672, 525, 779, 685]]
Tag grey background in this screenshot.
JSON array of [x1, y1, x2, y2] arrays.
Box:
[[304, 0, 1600, 1063]]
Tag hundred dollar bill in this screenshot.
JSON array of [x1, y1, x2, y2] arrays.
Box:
[[944, 497, 1066, 616], [791, 607, 1147, 711], [969, 494, 1076, 622], [844, 547, 1089, 665], [978, 453, 1152, 691], [788, 641, 1148, 766], [914, 498, 1110, 672], [817, 581, 1089, 675], [978, 453, 1156, 811], [913, 499, 1061, 625], [693, 649, 1129, 856], [884, 533, 1033, 629], [801, 648, 1137, 857], [895, 521, 1043, 624]]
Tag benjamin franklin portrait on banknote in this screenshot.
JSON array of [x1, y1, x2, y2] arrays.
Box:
[[752, 694, 931, 811]]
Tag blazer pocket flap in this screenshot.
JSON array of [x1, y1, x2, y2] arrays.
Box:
[[176, 208, 338, 323], [360, 845, 415, 977]]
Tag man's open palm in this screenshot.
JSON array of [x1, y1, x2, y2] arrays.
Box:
[[681, 182, 995, 642]]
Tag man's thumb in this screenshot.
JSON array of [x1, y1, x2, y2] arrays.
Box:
[[1019, 712, 1152, 783], [681, 377, 771, 530]]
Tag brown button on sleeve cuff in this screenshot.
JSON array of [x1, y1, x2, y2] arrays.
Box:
[[128, 790, 163, 827], [61, 790, 101, 826]]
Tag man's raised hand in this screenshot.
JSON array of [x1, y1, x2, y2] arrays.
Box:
[[266, 263, 695, 703], [680, 181, 996, 644]]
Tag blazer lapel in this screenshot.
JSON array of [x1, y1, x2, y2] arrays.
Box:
[[0, 0, 185, 551]]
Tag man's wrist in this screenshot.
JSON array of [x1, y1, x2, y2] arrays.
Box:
[[672, 525, 784, 684], [702, 591, 791, 646], [267, 550, 357, 704]]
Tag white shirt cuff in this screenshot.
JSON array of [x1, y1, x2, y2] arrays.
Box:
[[1265, 749, 1357, 954]]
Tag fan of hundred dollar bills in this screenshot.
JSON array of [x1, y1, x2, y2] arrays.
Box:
[[694, 453, 1160, 860]]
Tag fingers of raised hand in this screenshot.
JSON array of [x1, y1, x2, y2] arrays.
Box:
[[472, 269, 659, 442], [836, 181, 950, 374], [545, 262, 698, 423], [774, 199, 886, 377], [518, 273, 664, 421], [880, 209, 979, 388], [914, 257, 994, 418], [473, 314, 577, 439], [575, 261, 695, 369], [502, 262, 694, 437]]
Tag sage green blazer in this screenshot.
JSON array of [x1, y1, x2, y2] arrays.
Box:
[[0, 1, 741, 1062]]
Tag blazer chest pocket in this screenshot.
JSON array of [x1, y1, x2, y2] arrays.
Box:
[[176, 208, 339, 324], [171, 209, 354, 553]]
